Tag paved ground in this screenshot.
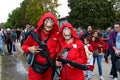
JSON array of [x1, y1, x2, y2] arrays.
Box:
[[1, 42, 120, 80], [0, 56, 1, 80], [90, 57, 112, 80]]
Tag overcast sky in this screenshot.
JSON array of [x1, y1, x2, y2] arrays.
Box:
[[0, 0, 70, 23]]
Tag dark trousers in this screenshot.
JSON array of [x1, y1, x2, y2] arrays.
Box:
[[7, 42, 12, 53], [110, 52, 120, 78], [104, 50, 110, 61]]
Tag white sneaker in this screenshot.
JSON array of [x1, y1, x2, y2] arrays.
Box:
[[113, 78, 118, 80], [109, 75, 113, 78], [100, 76, 104, 80], [91, 72, 94, 76]]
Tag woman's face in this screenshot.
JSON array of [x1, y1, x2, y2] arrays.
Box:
[[63, 27, 72, 40], [92, 31, 98, 37]]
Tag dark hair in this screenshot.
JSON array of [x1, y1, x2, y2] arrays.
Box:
[[84, 37, 89, 42], [91, 30, 100, 42], [115, 22, 120, 26]]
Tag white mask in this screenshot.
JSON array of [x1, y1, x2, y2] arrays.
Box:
[[63, 27, 72, 40], [44, 18, 54, 32]]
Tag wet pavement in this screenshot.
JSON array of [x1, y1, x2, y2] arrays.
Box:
[[16, 60, 28, 75], [1, 43, 27, 80], [0, 56, 1, 80]]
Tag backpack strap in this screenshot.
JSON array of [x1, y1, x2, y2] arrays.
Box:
[[29, 30, 60, 76], [29, 30, 52, 44]]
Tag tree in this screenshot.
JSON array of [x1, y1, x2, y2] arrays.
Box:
[[4, 7, 22, 28], [67, 0, 118, 29], [0, 23, 5, 29], [25, 0, 59, 26], [4, 0, 59, 29]]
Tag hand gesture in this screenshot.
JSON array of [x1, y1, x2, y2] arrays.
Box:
[[28, 46, 42, 54], [56, 60, 62, 67], [98, 44, 102, 47], [67, 63, 74, 68], [92, 37, 95, 41], [115, 49, 120, 56]]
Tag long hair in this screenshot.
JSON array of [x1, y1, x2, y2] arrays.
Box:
[[90, 30, 100, 42]]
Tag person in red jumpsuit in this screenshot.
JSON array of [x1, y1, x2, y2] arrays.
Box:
[[56, 22, 87, 80], [22, 12, 59, 80]]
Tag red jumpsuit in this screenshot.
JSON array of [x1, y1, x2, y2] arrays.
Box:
[[22, 12, 58, 80], [58, 22, 87, 80]]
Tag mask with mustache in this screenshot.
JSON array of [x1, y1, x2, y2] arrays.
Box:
[[63, 27, 72, 40]]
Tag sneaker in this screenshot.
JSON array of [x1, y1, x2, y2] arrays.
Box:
[[113, 78, 118, 80], [85, 75, 88, 77], [100, 76, 104, 80], [88, 78, 91, 80], [91, 72, 94, 76], [109, 75, 113, 78]]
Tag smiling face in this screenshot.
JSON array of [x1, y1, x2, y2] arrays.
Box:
[[63, 27, 72, 40], [92, 31, 98, 38], [43, 18, 54, 32], [114, 24, 120, 33]]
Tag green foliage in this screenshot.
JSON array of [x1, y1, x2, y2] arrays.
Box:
[[67, 0, 118, 29], [4, 7, 22, 28], [4, 0, 59, 29], [25, 0, 59, 26]]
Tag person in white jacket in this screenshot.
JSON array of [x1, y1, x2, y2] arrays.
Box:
[[84, 38, 94, 80]]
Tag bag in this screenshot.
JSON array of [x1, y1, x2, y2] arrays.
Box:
[[26, 53, 35, 66], [116, 59, 120, 71], [12, 42, 16, 54], [32, 61, 50, 73], [93, 49, 99, 57]]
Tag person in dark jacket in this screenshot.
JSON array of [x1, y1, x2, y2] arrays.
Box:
[[81, 26, 93, 42], [5, 28, 17, 54], [109, 22, 120, 80]]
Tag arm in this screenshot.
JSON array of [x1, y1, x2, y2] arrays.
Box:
[[99, 38, 105, 53], [102, 33, 109, 41], [109, 31, 118, 52], [73, 40, 87, 64], [22, 36, 41, 54]]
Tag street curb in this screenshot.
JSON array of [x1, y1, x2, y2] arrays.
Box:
[[0, 56, 1, 80]]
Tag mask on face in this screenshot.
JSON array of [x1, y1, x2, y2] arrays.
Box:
[[44, 18, 54, 32], [63, 27, 72, 40]]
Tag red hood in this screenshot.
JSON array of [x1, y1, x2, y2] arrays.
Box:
[[35, 12, 58, 33], [59, 22, 79, 41]]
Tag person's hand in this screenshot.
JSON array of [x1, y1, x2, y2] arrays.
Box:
[[106, 37, 109, 40], [56, 60, 62, 67], [98, 44, 102, 47], [115, 49, 120, 56], [28, 46, 42, 54], [67, 63, 74, 68], [92, 37, 95, 41]]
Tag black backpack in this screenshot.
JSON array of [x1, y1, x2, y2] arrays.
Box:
[[20, 30, 29, 46]]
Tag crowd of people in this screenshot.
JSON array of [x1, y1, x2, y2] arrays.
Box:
[[0, 12, 120, 80], [0, 28, 21, 55]]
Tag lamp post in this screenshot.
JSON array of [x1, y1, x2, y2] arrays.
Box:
[[58, 14, 60, 28]]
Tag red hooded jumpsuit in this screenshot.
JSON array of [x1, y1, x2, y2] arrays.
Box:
[[22, 12, 58, 80], [58, 22, 87, 80]]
